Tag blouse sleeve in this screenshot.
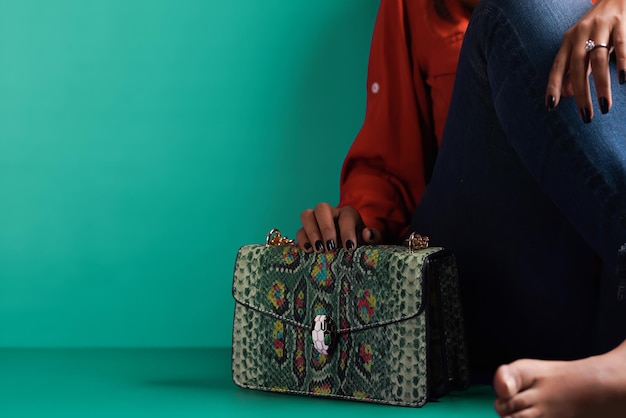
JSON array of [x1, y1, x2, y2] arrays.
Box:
[[338, 0, 437, 243]]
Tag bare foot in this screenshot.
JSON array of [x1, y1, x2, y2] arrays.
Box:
[[493, 340, 626, 418]]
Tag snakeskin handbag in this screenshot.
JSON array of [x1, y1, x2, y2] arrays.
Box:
[[231, 229, 468, 407]]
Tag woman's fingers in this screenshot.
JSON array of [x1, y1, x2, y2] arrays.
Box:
[[569, 33, 593, 122], [590, 42, 613, 115], [546, 0, 626, 119], [297, 203, 369, 252], [547, 30, 605, 122], [613, 24, 626, 84], [546, 40, 570, 110], [361, 227, 382, 245], [571, 22, 612, 119], [298, 208, 321, 252], [313, 202, 338, 252], [336, 206, 362, 251], [300, 202, 337, 252]]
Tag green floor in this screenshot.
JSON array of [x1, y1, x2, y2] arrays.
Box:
[[0, 348, 496, 417]]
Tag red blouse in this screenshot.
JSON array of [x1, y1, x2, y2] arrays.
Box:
[[339, 0, 471, 242]]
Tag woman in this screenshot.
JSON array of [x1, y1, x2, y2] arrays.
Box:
[[297, 0, 626, 416]]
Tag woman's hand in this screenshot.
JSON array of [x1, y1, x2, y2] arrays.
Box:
[[546, 0, 626, 122], [296, 202, 381, 253]]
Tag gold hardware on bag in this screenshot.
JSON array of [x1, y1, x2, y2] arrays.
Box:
[[406, 232, 429, 253], [266, 228, 295, 247]]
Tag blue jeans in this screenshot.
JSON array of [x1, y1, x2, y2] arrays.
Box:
[[410, 0, 626, 377]]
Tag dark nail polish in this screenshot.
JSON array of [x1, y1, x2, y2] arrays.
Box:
[[345, 240, 355, 251], [304, 242, 312, 251], [620, 70, 626, 85], [367, 228, 375, 241], [326, 240, 336, 251], [580, 107, 591, 124], [546, 95, 556, 111], [600, 97, 609, 114], [315, 240, 324, 251]]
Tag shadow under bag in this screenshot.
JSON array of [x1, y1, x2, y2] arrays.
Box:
[[231, 233, 469, 407]]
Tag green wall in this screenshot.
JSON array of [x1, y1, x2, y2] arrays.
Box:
[[0, 1, 378, 347]]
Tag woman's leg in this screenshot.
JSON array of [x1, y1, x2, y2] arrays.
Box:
[[411, 0, 626, 374]]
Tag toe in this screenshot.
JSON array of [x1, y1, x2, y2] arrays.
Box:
[[494, 359, 539, 399], [495, 388, 538, 416], [494, 364, 519, 398], [507, 406, 542, 418]]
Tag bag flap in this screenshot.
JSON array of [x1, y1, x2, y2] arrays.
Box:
[[232, 244, 444, 333]]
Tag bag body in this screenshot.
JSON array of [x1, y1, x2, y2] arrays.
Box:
[[232, 243, 468, 407]]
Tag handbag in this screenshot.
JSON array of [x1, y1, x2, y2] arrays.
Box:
[[231, 229, 468, 407]]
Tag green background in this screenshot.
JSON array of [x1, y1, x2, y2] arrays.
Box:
[[0, 0, 379, 348]]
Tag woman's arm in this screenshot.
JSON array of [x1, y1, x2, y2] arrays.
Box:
[[297, 0, 468, 251]]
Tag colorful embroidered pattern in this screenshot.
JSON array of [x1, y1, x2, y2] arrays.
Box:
[[293, 328, 306, 387], [273, 320, 286, 364], [267, 280, 288, 314], [340, 249, 355, 268], [357, 343, 373, 379], [337, 330, 351, 381], [360, 248, 379, 271], [338, 274, 352, 381], [311, 253, 335, 289], [293, 279, 307, 323], [292, 278, 308, 387], [356, 289, 376, 324], [311, 297, 332, 317], [311, 349, 328, 371], [353, 391, 369, 400], [281, 246, 300, 266], [309, 380, 332, 395]]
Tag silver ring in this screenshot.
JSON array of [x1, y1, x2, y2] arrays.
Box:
[[585, 39, 609, 52]]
